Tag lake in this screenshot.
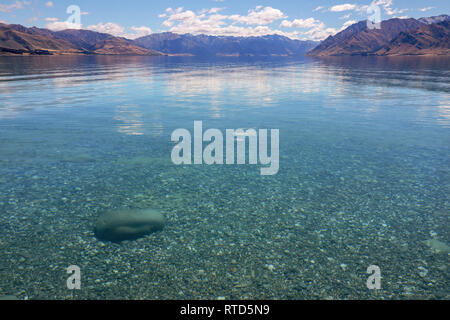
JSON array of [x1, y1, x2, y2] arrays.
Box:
[[0, 55, 448, 299]]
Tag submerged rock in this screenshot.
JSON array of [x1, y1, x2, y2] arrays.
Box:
[[423, 239, 450, 254], [0, 295, 19, 300], [94, 208, 165, 242]]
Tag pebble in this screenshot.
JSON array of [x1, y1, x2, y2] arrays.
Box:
[[418, 266, 428, 277]]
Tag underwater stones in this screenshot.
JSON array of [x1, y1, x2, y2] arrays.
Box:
[[418, 266, 428, 277], [423, 239, 450, 254], [0, 295, 19, 300], [94, 208, 165, 242]]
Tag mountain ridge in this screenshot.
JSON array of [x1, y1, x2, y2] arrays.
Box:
[[1, 15, 449, 57], [376, 20, 450, 56], [0, 23, 317, 57], [0, 23, 164, 56], [133, 32, 317, 57], [308, 15, 450, 57]]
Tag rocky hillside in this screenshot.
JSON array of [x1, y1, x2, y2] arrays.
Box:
[[0, 23, 163, 56], [376, 21, 450, 56], [308, 18, 425, 56], [308, 15, 449, 56]]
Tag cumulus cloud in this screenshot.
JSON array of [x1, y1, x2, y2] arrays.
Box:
[[42, 4, 368, 42], [280, 17, 341, 41], [86, 22, 152, 39], [303, 25, 338, 41], [372, 0, 407, 16], [158, 6, 299, 38], [228, 6, 286, 25], [86, 22, 125, 36], [329, 4, 358, 12], [208, 8, 224, 14], [280, 18, 321, 29], [46, 18, 82, 31], [157, 6, 362, 40], [299, 19, 356, 41], [327, 1, 407, 19], [0, 0, 30, 13], [129, 26, 153, 39]]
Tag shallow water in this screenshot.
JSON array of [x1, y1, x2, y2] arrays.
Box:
[[0, 55, 448, 299]]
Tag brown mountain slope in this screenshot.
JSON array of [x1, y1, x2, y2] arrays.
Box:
[[0, 24, 80, 54], [0, 23, 164, 56], [308, 18, 425, 56], [91, 38, 159, 55], [376, 21, 450, 56]]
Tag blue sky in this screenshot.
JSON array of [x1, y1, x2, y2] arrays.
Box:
[[0, 0, 448, 40]]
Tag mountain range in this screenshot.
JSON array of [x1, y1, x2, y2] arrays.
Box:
[[134, 33, 317, 57], [0, 23, 316, 57], [308, 15, 450, 56], [0, 23, 162, 55], [0, 14, 449, 57]]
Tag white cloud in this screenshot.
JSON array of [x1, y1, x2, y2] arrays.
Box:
[[157, 6, 358, 40], [303, 25, 338, 41], [372, 0, 407, 16], [327, 1, 407, 19], [228, 6, 286, 25], [45, 17, 58, 22], [0, 1, 30, 13], [279, 15, 359, 41], [281, 17, 342, 41], [86, 22, 152, 39], [329, 4, 357, 12], [46, 20, 82, 31], [313, 6, 324, 12], [158, 6, 299, 38], [129, 26, 153, 39], [419, 7, 435, 12], [45, 1, 53, 8], [208, 8, 224, 14], [86, 22, 126, 36], [280, 18, 321, 29]]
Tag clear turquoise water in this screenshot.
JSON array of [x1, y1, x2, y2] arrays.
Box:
[[0, 55, 448, 299]]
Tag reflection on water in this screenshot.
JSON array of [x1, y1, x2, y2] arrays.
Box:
[[0, 55, 448, 300], [1, 56, 449, 127]]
